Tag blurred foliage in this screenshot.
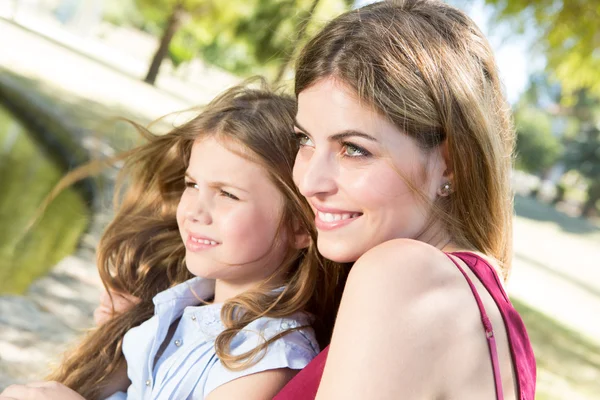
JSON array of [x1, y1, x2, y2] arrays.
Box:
[[483, 0, 600, 102], [102, 0, 143, 27], [561, 91, 600, 215], [169, 30, 198, 67], [563, 129, 600, 181], [481, 0, 600, 213], [515, 72, 600, 215], [513, 74, 564, 175], [514, 105, 562, 174], [102, 0, 351, 79]]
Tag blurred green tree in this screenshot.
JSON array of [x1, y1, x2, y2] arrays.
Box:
[[273, 0, 321, 83], [513, 105, 562, 175], [562, 90, 600, 216], [134, 0, 214, 85], [512, 74, 564, 175], [115, 0, 351, 85], [483, 0, 600, 101], [516, 73, 600, 216], [195, 0, 351, 79]]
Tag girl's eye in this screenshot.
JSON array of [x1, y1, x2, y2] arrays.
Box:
[[220, 190, 239, 201], [343, 142, 371, 157], [185, 180, 198, 189], [295, 132, 313, 147]]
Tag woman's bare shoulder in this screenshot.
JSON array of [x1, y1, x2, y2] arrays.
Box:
[[318, 240, 490, 398], [348, 238, 463, 294]]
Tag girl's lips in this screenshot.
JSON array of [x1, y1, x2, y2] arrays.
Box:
[[185, 232, 220, 252]]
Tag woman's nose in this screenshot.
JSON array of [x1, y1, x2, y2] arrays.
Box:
[[295, 150, 338, 198]]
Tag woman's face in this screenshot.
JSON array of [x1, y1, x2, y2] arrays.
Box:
[[293, 77, 448, 263]]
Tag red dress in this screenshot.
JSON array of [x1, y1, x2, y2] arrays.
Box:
[[274, 252, 536, 400]]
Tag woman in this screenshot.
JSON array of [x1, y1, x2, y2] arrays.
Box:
[[274, 0, 535, 399]]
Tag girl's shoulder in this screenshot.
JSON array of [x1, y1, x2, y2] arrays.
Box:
[[234, 312, 320, 359], [202, 312, 320, 397]]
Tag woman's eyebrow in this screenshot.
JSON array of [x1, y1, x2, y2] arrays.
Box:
[[294, 119, 310, 134], [330, 131, 378, 142], [294, 120, 378, 142]]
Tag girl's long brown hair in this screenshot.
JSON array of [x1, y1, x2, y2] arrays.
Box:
[[295, 0, 515, 277], [48, 79, 348, 399]]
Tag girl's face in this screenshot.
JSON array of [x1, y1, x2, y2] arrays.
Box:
[[293, 78, 448, 263], [177, 137, 290, 289]]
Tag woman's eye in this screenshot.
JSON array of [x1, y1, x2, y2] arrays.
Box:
[[185, 181, 198, 189], [220, 190, 239, 201], [295, 132, 313, 147], [343, 143, 371, 157]]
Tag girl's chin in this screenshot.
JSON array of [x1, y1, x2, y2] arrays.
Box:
[[184, 262, 221, 280]]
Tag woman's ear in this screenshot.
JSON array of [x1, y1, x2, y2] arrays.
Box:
[[440, 139, 454, 180]]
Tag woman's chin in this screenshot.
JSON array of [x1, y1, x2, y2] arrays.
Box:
[[317, 239, 362, 264]]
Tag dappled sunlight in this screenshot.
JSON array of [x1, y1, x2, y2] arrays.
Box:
[[514, 300, 600, 400]]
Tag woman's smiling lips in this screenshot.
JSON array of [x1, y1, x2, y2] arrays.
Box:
[[185, 231, 220, 252], [311, 204, 363, 231]]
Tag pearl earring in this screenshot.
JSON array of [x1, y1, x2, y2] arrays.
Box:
[[439, 182, 453, 196]]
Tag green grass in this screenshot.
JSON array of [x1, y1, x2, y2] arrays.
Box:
[[513, 299, 600, 400], [0, 107, 90, 294]]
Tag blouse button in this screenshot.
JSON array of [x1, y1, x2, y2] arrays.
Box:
[[174, 339, 182, 347], [191, 315, 197, 321], [145, 379, 151, 386]]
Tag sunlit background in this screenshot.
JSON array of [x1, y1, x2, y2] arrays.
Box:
[[0, 0, 598, 398]]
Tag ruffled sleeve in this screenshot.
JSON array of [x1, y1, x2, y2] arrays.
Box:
[[102, 391, 127, 400], [202, 314, 319, 397]]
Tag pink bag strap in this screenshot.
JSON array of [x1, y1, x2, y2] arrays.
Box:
[[445, 253, 504, 400]]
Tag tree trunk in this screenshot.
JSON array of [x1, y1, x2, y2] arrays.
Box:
[[144, 1, 185, 85], [273, 0, 321, 84]]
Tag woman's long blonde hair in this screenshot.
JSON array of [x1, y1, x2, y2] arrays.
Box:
[[295, 0, 515, 277], [48, 80, 348, 399]]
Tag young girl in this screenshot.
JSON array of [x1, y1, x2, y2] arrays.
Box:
[[0, 82, 347, 400]]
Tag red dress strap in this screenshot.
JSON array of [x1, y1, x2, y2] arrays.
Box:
[[275, 252, 536, 400], [445, 253, 504, 400], [450, 252, 536, 400]]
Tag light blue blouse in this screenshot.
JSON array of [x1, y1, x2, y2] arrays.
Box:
[[104, 277, 319, 400]]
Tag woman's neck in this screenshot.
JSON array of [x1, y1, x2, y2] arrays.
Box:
[[415, 219, 455, 251]]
